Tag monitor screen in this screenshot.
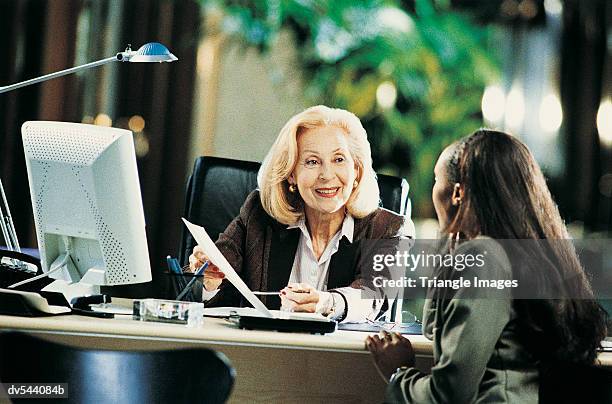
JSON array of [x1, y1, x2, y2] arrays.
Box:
[[21, 121, 152, 289]]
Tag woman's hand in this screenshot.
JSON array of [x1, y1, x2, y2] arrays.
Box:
[[280, 283, 319, 312], [187, 245, 225, 291], [366, 330, 415, 381]]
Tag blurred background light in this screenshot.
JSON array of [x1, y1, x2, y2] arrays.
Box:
[[134, 132, 150, 158], [128, 115, 146, 133], [539, 93, 563, 133], [481, 84, 506, 124], [544, 0, 563, 15], [376, 81, 398, 110], [505, 84, 525, 131], [597, 98, 612, 145], [94, 113, 112, 127]]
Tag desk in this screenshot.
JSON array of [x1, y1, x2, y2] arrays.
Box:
[[1, 313, 610, 403], [0, 313, 432, 403]]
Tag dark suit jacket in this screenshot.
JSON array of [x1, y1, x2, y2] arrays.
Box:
[[207, 190, 412, 309]]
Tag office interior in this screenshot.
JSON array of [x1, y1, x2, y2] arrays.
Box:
[[0, 0, 611, 403]]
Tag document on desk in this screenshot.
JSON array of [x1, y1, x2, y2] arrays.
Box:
[[182, 219, 274, 318]]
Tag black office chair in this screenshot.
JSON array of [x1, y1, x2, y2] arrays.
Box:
[[0, 331, 235, 404], [539, 360, 612, 404], [178, 156, 411, 266]]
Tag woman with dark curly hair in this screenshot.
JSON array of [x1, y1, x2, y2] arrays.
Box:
[[367, 129, 607, 403]]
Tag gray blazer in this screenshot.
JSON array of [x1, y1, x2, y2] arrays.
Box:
[[387, 238, 539, 403]]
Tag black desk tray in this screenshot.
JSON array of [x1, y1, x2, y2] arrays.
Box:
[[235, 315, 337, 334]]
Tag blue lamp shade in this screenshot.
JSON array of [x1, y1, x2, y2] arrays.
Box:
[[129, 42, 178, 63]]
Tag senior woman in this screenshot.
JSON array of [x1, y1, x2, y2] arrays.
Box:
[[188, 105, 414, 322]]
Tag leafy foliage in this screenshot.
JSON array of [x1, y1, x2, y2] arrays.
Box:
[[204, 0, 499, 216]]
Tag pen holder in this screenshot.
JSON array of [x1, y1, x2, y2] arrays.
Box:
[[165, 271, 203, 302]]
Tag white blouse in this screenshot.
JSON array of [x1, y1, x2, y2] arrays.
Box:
[[287, 214, 382, 322]]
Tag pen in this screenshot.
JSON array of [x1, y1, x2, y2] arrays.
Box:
[[170, 257, 183, 274], [167, 256, 190, 293], [253, 289, 310, 295], [176, 260, 209, 301], [285, 287, 310, 294]]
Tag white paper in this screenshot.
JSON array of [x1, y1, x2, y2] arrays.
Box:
[[182, 219, 274, 318]]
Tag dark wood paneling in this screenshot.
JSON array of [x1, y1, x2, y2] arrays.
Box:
[[560, 0, 608, 228], [106, 0, 200, 297], [1, 0, 200, 299]]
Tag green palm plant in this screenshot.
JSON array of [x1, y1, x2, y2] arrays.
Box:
[[204, 0, 499, 216]]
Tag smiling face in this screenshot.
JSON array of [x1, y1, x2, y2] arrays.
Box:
[[290, 125, 358, 219]]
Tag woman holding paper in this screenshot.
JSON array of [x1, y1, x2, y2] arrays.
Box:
[[365, 130, 607, 403], [188, 105, 414, 322]]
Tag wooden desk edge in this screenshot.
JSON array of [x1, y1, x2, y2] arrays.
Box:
[[0, 314, 432, 354], [0, 314, 609, 367]]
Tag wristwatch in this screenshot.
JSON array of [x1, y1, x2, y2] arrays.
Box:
[[389, 366, 409, 384], [329, 290, 348, 322]]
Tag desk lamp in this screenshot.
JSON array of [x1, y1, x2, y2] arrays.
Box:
[[0, 42, 177, 269], [0, 42, 177, 93]]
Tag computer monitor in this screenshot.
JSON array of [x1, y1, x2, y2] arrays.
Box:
[[21, 121, 152, 297]]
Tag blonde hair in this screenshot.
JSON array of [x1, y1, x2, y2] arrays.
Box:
[[258, 105, 380, 225]]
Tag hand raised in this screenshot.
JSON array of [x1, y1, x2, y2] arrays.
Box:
[[188, 245, 225, 291]]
